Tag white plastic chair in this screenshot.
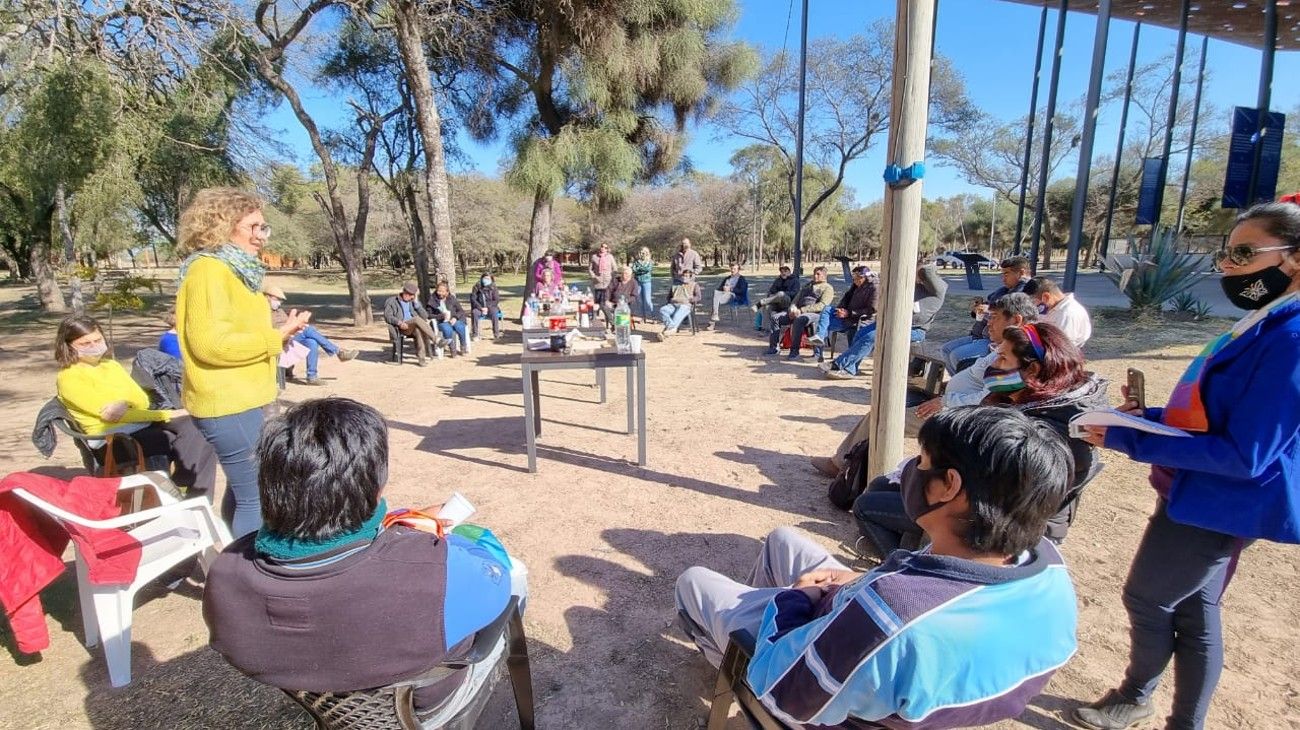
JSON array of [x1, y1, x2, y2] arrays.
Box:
[[10, 471, 233, 687]]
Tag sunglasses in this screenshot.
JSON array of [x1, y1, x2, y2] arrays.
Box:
[[1214, 243, 1293, 268]]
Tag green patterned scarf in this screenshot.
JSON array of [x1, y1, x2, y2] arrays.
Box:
[[179, 243, 265, 293], [255, 499, 389, 561]]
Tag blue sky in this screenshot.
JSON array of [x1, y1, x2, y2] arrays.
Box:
[[267, 0, 1300, 206]]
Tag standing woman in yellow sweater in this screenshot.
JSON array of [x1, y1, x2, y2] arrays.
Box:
[[54, 315, 217, 494], [175, 188, 309, 537]]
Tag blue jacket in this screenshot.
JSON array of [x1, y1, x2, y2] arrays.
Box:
[[747, 539, 1077, 728], [1106, 297, 1300, 543]]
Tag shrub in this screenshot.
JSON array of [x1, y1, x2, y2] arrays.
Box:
[[1103, 228, 1207, 312]]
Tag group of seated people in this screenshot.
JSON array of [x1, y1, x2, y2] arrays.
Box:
[[383, 275, 505, 366]]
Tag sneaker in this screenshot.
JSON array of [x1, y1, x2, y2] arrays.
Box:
[[305, 377, 324, 386], [817, 361, 833, 373], [785, 352, 801, 360], [807, 334, 826, 347], [337, 349, 358, 362], [763, 348, 779, 355], [1071, 690, 1155, 730], [809, 455, 841, 478], [657, 330, 671, 341], [826, 367, 854, 380]]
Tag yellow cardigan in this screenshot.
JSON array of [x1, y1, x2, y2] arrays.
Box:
[[56, 359, 170, 436], [176, 257, 282, 418]]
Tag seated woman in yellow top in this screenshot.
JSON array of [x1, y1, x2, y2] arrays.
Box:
[[175, 187, 310, 538], [54, 315, 216, 496]]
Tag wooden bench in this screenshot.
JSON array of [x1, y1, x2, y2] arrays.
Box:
[[910, 340, 947, 396]]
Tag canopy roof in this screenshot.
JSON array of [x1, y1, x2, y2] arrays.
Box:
[[1003, 0, 1300, 50]]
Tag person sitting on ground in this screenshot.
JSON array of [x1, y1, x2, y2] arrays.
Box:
[[203, 398, 516, 725], [751, 264, 801, 331], [469, 272, 502, 341], [766, 266, 834, 359], [807, 264, 877, 349], [658, 270, 702, 339], [670, 237, 703, 284], [940, 255, 1036, 373], [1032, 275, 1092, 348], [55, 315, 216, 498], [267, 286, 357, 386], [820, 260, 946, 379], [674, 406, 1078, 728], [158, 311, 181, 359], [428, 282, 469, 358], [604, 265, 640, 328], [383, 282, 437, 367], [588, 242, 616, 310], [810, 291, 1036, 477], [708, 263, 749, 327], [853, 322, 1107, 561]]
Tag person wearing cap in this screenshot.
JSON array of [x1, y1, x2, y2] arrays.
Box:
[[807, 265, 877, 348], [751, 265, 801, 331], [383, 282, 437, 366], [267, 285, 358, 385]]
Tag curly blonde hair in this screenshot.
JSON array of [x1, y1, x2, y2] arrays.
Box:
[[176, 187, 264, 254]]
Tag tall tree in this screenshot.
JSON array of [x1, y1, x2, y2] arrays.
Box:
[[247, 1, 377, 324], [714, 25, 972, 236], [467, 0, 756, 295]]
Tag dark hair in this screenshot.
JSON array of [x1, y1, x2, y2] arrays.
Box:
[[813, 266, 827, 275], [851, 265, 870, 277], [779, 264, 791, 272], [1000, 255, 1031, 273], [257, 398, 389, 540], [1031, 276, 1062, 296], [1236, 202, 1300, 248], [54, 315, 102, 367], [918, 406, 1073, 555], [994, 322, 1086, 402], [991, 292, 1039, 323]]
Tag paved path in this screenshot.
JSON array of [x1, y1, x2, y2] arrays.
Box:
[[940, 268, 1236, 318]]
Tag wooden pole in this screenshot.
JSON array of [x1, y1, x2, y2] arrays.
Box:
[[867, 0, 935, 480]]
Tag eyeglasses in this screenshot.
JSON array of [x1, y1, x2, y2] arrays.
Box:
[[246, 223, 272, 236], [1214, 243, 1293, 268]]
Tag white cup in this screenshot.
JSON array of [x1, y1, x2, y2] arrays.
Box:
[[629, 334, 643, 353], [436, 491, 476, 526]]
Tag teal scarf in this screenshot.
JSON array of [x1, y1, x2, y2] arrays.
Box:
[[179, 243, 265, 293], [255, 498, 388, 561]]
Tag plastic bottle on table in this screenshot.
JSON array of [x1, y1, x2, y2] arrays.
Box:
[[524, 294, 539, 328], [614, 298, 632, 353]]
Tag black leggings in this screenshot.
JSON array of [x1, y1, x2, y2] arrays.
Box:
[[126, 416, 218, 494]]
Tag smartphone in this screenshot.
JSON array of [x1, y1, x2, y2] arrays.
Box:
[[1126, 368, 1146, 412]]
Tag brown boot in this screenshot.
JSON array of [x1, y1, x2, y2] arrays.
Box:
[[809, 455, 842, 478]]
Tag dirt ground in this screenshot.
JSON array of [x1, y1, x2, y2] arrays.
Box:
[[1, 268, 1298, 730]]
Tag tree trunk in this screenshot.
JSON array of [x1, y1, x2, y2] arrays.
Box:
[[30, 230, 66, 312], [0, 247, 22, 280], [400, 183, 431, 303], [391, 1, 457, 292], [524, 188, 553, 297], [55, 182, 75, 263]]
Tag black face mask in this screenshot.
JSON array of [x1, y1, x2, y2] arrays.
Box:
[[1220, 265, 1293, 310], [902, 465, 951, 523]]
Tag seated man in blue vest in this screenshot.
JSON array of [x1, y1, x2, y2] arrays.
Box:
[[675, 406, 1078, 728], [204, 398, 520, 725]]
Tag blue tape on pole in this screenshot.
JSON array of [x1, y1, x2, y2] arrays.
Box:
[[883, 162, 926, 188]]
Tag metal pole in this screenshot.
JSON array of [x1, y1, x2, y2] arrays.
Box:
[[1063, 0, 1111, 292], [1150, 0, 1189, 232], [1101, 21, 1140, 261], [791, 0, 809, 279], [1246, 0, 1277, 206], [1175, 36, 1208, 233], [867, 0, 935, 480], [1013, 6, 1050, 255], [1028, 0, 1068, 273]]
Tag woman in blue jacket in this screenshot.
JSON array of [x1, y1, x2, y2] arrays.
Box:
[[1074, 202, 1300, 730]]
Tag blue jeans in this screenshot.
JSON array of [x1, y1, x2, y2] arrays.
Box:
[[851, 478, 924, 561], [638, 280, 654, 321], [437, 319, 468, 350], [1118, 502, 1240, 729], [294, 325, 339, 379], [815, 308, 854, 340], [660, 302, 692, 332], [834, 324, 926, 375], [192, 407, 265, 538], [941, 335, 990, 374]]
